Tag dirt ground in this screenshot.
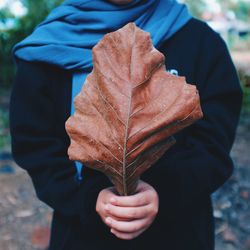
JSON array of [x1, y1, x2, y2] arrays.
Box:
[[214, 117, 250, 250], [0, 162, 52, 250]]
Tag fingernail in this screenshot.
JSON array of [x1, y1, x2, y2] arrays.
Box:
[[110, 197, 116, 203], [106, 217, 111, 224], [110, 229, 114, 234]]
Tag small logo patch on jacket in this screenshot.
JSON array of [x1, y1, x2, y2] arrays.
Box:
[[168, 69, 179, 76]]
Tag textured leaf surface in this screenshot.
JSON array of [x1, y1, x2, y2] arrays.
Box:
[[65, 23, 203, 195]]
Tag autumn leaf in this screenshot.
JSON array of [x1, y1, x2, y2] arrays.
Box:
[[65, 23, 203, 195]]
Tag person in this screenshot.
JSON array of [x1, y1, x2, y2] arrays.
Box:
[[10, 0, 242, 249]]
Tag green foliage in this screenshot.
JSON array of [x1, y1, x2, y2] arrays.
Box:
[[0, 88, 10, 151], [182, 0, 207, 18], [217, 0, 250, 21], [0, 7, 14, 22], [238, 70, 250, 116], [0, 0, 63, 88], [20, 0, 63, 35], [0, 108, 10, 150]]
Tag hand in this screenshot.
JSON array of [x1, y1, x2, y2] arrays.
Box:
[[96, 180, 159, 240], [95, 186, 118, 224]]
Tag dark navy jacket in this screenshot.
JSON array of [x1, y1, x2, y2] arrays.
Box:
[[10, 18, 242, 250]]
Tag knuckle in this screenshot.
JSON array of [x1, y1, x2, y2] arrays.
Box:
[[118, 235, 128, 240], [114, 210, 120, 218], [111, 208, 117, 216], [151, 206, 159, 216], [145, 206, 151, 215], [95, 204, 100, 213], [138, 196, 145, 204], [149, 189, 157, 199], [99, 189, 106, 196], [126, 234, 134, 240], [144, 220, 151, 228], [112, 220, 120, 231], [107, 205, 112, 213], [129, 209, 137, 218], [132, 225, 139, 232], [119, 233, 134, 240]]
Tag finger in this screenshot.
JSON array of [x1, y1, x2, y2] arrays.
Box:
[[105, 217, 150, 233], [107, 186, 119, 194], [99, 188, 120, 205], [110, 191, 150, 207], [135, 180, 150, 192], [109, 215, 132, 222], [103, 188, 119, 200], [106, 204, 150, 220], [104, 211, 131, 222], [110, 228, 146, 240]]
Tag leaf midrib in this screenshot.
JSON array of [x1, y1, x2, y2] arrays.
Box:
[[122, 27, 136, 196]]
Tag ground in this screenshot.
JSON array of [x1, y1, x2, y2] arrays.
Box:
[[214, 117, 250, 250]]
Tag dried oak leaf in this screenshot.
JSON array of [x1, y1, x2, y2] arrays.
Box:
[[65, 23, 203, 195]]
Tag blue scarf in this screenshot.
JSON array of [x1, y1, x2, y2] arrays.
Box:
[[14, 0, 191, 70], [13, 0, 192, 180]]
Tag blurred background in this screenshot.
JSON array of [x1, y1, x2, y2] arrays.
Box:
[[0, 0, 249, 249]]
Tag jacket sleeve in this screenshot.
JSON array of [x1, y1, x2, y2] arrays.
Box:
[[142, 30, 243, 221], [9, 60, 112, 225]]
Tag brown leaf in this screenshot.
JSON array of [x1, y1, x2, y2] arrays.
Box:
[[65, 23, 203, 195]]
